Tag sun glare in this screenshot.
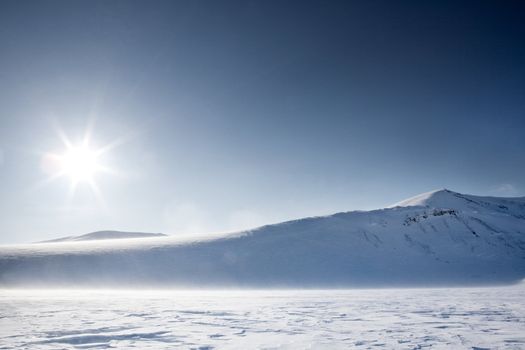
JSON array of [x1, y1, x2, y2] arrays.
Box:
[[40, 124, 122, 202], [59, 146, 100, 183]]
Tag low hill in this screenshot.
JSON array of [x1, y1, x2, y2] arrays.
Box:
[[39, 230, 166, 243]]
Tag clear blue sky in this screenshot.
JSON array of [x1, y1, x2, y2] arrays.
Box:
[[1, 1, 524, 243]]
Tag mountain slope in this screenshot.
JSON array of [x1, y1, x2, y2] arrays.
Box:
[[1, 189, 524, 287]]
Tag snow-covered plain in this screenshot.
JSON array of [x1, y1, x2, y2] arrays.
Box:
[[1, 286, 525, 349]]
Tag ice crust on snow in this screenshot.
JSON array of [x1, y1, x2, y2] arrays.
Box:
[[1, 287, 524, 349]]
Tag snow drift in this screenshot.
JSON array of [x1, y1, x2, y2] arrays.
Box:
[[1, 189, 524, 287]]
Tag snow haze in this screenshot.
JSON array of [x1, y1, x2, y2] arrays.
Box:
[[1, 189, 524, 288]]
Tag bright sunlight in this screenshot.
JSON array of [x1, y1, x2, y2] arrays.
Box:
[[59, 145, 100, 183], [40, 123, 121, 202]]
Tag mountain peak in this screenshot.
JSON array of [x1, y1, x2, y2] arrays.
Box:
[[390, 188, 525, 212], [390, 189, 462, 208]]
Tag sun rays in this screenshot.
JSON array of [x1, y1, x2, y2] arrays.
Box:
[[40, 123, 121, 205]]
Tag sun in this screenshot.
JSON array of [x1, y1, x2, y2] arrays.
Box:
[[40, 124, 122, 201], [59, 145, 100, 183]]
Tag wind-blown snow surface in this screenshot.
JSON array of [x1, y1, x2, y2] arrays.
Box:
[[1, 286, 524, 349], [1, 189, 525, 287]]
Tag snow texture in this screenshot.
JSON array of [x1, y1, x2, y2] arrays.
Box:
[[1, 189, 524, 287], [0, 286, 524, 349]]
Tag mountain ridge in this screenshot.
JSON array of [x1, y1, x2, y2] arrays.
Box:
[[391, 188, 525, 208], [1, 189, 524, 287]]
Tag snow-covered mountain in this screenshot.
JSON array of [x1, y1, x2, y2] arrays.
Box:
[[38, 230, 166, 243], [1, 189, 524, 287]]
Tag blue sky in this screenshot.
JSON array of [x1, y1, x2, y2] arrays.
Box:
[[1, 1, 524, 243]]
